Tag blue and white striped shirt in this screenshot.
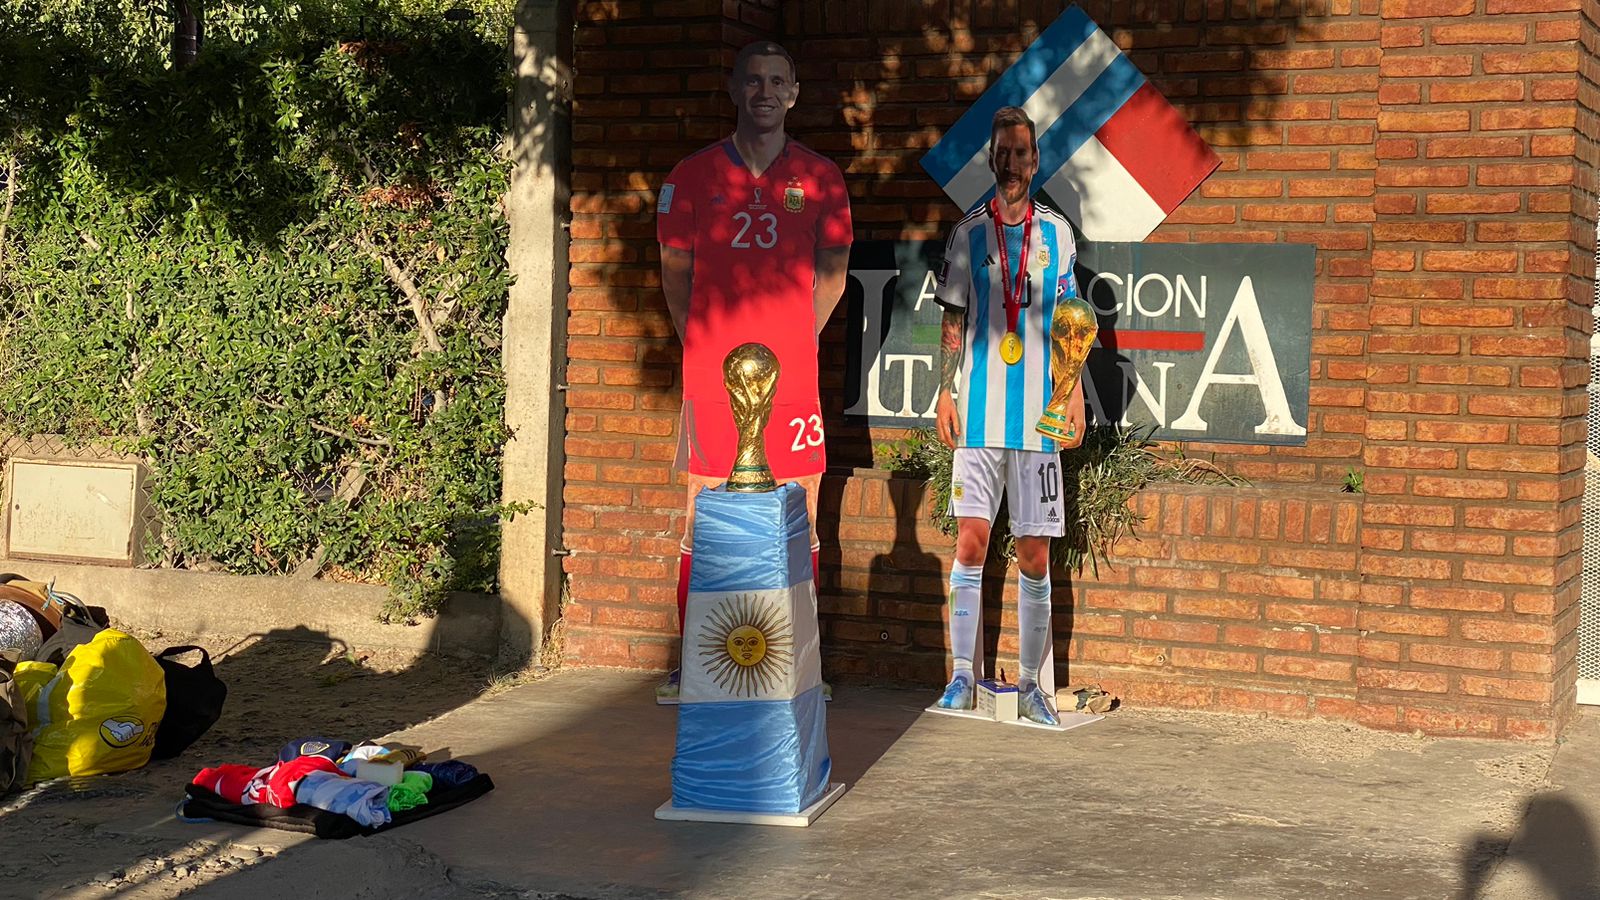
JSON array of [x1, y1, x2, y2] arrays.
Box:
[[934, 200, 1080, 452]]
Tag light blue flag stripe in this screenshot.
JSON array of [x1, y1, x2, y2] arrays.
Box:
[[1028, 55, 1146, 198], [965, 224, 991, 447], [920, 5, 1098, 186], [672, 685, 830, 814], [953, 55, 1147, 216], [688, 484, 812, 593]]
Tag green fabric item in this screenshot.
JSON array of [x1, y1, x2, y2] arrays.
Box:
[[385, 771, 434, 812]]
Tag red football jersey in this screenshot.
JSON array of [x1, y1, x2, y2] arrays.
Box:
[[658, 137, 853, 478]]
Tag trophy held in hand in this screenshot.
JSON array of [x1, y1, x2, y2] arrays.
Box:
[[1035, 296, 1098, 443]]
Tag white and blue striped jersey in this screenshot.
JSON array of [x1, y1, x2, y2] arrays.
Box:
[[935, 200, 1081, 452]]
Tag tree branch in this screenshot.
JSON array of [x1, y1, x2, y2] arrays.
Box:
[[0, 156, 17, 270], [354, 233, 443, 354], [258, 398, 393, 447]]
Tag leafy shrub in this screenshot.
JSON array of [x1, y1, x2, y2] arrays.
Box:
[[0, 3, 520, 620]]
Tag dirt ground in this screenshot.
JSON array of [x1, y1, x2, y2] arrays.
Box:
[[0, 626, 512, 899]]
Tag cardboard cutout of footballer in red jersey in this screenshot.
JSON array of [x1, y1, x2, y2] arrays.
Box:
[[657, 138, 852, 479]]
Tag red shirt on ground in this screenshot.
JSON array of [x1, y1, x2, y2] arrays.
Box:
[[658, 137, 852, 479]]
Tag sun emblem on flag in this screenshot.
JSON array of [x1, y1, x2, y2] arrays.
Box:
[[697, 593, 794, 697]]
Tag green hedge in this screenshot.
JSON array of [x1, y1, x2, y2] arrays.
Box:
[[0, 3, 520, 620]]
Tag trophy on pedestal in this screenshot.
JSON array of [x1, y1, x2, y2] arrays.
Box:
[[656, 343, 844, 827]]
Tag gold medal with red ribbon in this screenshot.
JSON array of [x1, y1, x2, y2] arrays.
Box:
[[992, 197, 1034, 366]]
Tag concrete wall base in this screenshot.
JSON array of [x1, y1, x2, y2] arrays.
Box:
[[0, 556, 501, 658]]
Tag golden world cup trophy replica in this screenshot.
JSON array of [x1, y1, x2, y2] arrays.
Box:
[[723, 342, 781, 493], [1035, 297, 1099, 442], [659, 340, 840, 826]]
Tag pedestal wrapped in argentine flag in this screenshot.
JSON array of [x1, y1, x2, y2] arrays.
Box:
[[658, 483, 840, 825]]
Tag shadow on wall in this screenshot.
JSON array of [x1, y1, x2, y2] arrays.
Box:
[[1456, 793, 1600, 900]]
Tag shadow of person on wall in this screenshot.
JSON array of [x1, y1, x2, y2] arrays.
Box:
[[863, 476, 945, 687], [1456, 792, 1600, 900]]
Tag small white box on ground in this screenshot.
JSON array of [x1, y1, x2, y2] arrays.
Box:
[[975, 679, 1018, 722]]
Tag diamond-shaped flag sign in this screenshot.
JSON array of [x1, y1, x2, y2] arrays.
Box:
[[920, 4, 1219, 242]]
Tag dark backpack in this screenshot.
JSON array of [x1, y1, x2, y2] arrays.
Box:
[[0, 652, 32, 795], [151, 646, 227, 760]]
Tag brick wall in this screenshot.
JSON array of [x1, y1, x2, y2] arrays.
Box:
[[561, 0, 1590, 737]]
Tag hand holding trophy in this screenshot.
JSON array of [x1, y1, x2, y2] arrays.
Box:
[[1034, 296, 1098, 442], [723, 343, 780, 492]]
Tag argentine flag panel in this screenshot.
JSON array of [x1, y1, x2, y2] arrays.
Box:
[[672, 484, 830, 814], [920, 4, 1219, 242]]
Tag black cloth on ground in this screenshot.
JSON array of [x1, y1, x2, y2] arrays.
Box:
[[179, 773, 494, 839]]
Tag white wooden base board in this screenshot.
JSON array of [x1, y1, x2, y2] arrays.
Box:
[[1002, 711, 1104, 733], [923, 704, 993, 722], [655, 782, 846, 827], [1578, 679, 1600, 707], [926, 705, 1104, 734]]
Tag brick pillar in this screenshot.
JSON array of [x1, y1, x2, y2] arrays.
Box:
[[1358, 0, 1584, 737]]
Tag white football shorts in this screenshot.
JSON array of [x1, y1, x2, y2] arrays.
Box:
[[948, 447, 1066, 538]]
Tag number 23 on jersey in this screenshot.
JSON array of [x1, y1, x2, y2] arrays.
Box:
[[731, 211, 778, 249]]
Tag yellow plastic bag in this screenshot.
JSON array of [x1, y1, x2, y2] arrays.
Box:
[[13, 661, 55, 720], [27, 629, 166, 783]]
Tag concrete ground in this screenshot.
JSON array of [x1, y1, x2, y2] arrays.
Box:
[[7, 667, 1600, 899]]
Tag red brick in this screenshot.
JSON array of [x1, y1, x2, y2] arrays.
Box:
[[1083, 589, 1168, 613], [1265, 602, 1357, 628], [1359, 639, 1404, 663], [1401, 707, 1499, 736], [1459, 676, 1552, 704], [1265, 656, 1352, 682], [1459, 619, 1555, 645], [1380, 54, 1475, 78], [1485, 0, 1576, 8], [1413, 477, 1509, 500], [1431, 23, 1527, 44], [1133, 619, 1221, 643], [1226, 625, 1316, 651], [1381, 25, 1425, 47], [1382, 0, 1475, 13], [1317, 698, 1403, 729], [1358, 667, 1448, 693], [1170, 647, 1259, 673], [1409, 644, 1506, 671], [1410, 587, 1506, 612], [1478, 163, 1576, 186], [1359, 610, 1450, 637], [1483, 50, 1579, 75], [1216, 689, 1312, 717]]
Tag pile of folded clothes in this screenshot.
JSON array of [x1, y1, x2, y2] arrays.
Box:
[[178, 736, 493, 839]]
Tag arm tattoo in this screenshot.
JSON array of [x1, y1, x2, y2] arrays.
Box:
[[939, 308, 964, 393]]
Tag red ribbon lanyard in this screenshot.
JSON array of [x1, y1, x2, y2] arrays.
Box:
[[991, 198, 1033, 336]]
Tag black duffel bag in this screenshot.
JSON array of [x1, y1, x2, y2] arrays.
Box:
[[152, 646, 227, 760]]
